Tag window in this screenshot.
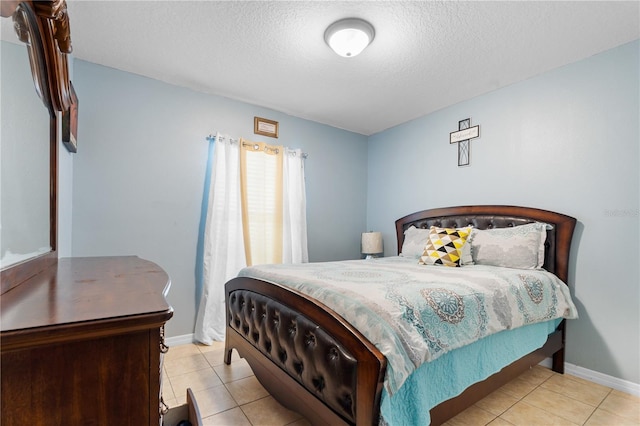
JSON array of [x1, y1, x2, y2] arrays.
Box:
[[240, 142, 283, 265]]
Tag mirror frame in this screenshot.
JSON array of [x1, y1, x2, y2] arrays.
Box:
[[0, 0, 72, 294]]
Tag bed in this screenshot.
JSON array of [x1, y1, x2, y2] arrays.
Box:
[[224, 205, 577, 425]]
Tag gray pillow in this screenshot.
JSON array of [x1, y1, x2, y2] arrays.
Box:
[[469, 222, 548, 269]]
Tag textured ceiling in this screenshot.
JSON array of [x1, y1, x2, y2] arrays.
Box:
[[13, 1, 640, 135]]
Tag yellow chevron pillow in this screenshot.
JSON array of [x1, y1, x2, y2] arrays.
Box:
[[419, 226, 472, 267]]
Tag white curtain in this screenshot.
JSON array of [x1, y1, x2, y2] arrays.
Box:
[[194, 133, 246, 344], [282, 148, 308, 263], [195, 136, 308, 344]]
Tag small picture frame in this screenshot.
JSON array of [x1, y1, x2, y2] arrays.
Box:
[[62, 82, 78, 153], [254, 116, 279, 138]]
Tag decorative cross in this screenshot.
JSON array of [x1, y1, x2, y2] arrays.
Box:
[[450, 118, 480, 166]]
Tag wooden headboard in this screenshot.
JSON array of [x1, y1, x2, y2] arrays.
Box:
[[395, 205, 576, 283]]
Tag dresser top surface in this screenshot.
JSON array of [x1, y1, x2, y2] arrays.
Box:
[[1, 256, 172, 333]]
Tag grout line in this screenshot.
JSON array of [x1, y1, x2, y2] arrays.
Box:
[[201, 406, 252, 424], [595, 388, 614, 409], [533, 381, 599, 426]]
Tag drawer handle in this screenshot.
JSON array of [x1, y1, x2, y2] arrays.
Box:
[[160, 325, 169, 354], [160, 395, 169, 415]]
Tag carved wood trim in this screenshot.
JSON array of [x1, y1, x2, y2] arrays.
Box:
[[32, 0, 72, 111], [10, 0, 73, 113], [11, 1, 52, 113]]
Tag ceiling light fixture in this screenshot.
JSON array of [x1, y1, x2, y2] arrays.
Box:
[[324, 18, 375, 58]]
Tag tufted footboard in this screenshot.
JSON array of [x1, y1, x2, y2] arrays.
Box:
[[225, 276, 386, 426]]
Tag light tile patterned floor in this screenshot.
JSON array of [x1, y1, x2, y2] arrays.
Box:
[[163, 342, 640, 425]]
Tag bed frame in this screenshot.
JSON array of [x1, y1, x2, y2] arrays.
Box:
[[224, 205, 576, 425]]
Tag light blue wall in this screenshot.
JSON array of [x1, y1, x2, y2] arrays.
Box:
[[71, 60, 368, 338], [367, 40, 639, 384]]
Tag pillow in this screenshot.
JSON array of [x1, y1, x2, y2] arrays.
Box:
[[402, 226, 473, 264], [469, 222, 548, 269], [419, 226, 472, 267], [400, 226, 431, 258]]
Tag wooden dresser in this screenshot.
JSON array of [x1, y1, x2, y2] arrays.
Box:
[[0, 256, 173, 425]]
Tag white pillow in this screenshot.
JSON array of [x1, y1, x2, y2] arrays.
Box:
[[400, 226, 430, 258], [401, 225, 473, 265], [469, 222, 548, 269]]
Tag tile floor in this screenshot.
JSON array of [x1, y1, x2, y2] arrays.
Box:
[[162, 342, 640, 426]]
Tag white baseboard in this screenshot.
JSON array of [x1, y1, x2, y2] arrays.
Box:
[[540, 358, 640, 397], [166, 333, 195, 347]]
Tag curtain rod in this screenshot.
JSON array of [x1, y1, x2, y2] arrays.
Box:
[[206, 134, 238, 143], [206, 134, 308, 159]]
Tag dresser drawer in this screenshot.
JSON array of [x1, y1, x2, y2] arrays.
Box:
[[163, 389, 203, 426]]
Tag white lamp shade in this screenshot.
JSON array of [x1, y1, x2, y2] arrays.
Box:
[[361, 231, 383, 255], [324, 18, 375, 58]]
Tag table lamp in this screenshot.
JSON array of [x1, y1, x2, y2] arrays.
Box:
[[361, 231, 383, 259]]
